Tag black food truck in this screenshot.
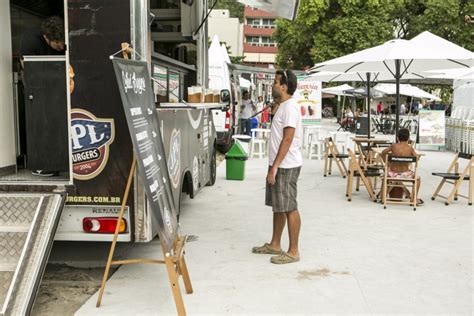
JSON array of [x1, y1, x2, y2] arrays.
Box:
[[0, 0, 219, 312]]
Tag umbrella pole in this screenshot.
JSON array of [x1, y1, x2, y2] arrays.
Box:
[[366, 72, 371, 139], [395, 59, 401, 138], [337, 95, 341, 118]]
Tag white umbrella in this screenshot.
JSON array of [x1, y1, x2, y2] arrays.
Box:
[[321, 84, 354, 96], [321, 84, 354, 117], [311, 31, 473, 135], [221, 44, 231, 64], [208, 35, 231, 92], [306, 70, 428, 83], [373, 84, 441, 101], [237, 0, 300, 20], [425, 67, 474, 80]]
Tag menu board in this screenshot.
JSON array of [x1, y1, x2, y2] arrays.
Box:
[[418, 110, 445, 146], [112, 58, 177, 252]]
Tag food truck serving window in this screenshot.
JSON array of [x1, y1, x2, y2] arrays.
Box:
[[153, 65, 168, 103], [152, 64, 186, 104]]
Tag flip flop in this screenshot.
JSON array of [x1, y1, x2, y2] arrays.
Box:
[[270, 252, 300, 264], [417, 199, 424, 206], [252, 243, 282, 255]]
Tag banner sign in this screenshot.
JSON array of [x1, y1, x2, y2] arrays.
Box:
[[418, 110, 445, 146], [294, 77, 322, 120], [237, 0, 300, 20], [112, 58, 178, 252]]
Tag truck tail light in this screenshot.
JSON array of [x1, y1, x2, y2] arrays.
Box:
[[225, 111, 230, 129], [83, 217, 127, 234]]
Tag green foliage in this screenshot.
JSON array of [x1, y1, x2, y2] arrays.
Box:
[[395, 0, 474, 51], [230, 56, 246, 64], [274, 0, 474, 69], [214, 0, 245, 22]]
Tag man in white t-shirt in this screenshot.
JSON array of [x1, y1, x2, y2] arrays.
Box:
[[255, 96, 264, 125], [239, 91, 255, 135], [251, 70, 303, 264]]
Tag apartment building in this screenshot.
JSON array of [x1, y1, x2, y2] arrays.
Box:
[[243, 6, 278, 68]]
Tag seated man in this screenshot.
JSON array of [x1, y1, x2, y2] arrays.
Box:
[[381, 128, 423, 205], [341, 106, 354, 129]]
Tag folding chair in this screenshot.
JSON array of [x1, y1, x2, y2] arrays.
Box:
[[345, 149, 382, 202], [372, 117, 383, 133], [323, 137, 348, 178], [431, 152, 473, 206], [382, 155, 419, 211]]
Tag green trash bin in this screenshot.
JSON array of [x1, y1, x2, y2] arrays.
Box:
[[225, 142, 248, 180]]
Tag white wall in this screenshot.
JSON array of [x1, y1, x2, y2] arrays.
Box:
[[0, 2, 16, 169], [208, 16, 243, 56], [243, 52, 276, 63]]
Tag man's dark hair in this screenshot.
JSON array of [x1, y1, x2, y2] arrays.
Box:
[[397, 128, 410, 142], [275, 70, 297, 96], [42, 16, 64, 42]]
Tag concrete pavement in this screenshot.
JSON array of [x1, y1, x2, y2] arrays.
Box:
[[77, 146, 473, 315]]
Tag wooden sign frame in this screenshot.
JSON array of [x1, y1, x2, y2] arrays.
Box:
[[96, 158, 193, 315]]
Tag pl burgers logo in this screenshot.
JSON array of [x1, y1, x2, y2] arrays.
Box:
[[71, 109, 115, 180]]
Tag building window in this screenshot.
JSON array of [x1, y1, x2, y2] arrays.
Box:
[[247, 18, 261, 26], [261, 37, 277, 47], [262, 19, 276, 28], [246, 36, 260, 45]]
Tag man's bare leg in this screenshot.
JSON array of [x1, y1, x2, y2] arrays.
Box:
[[286, 210, 301, 258], [269, 212, 286, 250]]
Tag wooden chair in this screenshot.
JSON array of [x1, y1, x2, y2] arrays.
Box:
[[323, 137, 348, 178], [346, 149, 382, 202], [382, 155, 419, 211], [431, 152, 473, 206]]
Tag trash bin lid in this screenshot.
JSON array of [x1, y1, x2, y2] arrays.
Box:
[[232, 134, 252, 142], [226, 142, 248, 158]]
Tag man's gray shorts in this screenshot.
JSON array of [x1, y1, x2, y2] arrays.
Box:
[[265, 166, 301, 213]]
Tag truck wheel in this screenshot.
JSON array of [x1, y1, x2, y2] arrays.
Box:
[[206, 148, 217, 186], [218, 143, 231, 154]]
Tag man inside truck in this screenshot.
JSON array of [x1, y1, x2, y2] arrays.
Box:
[[20, 16, 65, 177], [20, 16, 65, 61]]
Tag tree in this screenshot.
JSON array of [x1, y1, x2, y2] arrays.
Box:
[[214, 0, 245, 22], [393, 0, 474, 51], [273, 0, 328, 69], [274, 0, 396, 69], [274, 0, 474, 69]]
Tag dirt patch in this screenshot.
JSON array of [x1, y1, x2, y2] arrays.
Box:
[[217, 152, 225, 166], [297, 268, 349, 280], [31, 264, 117, 316]]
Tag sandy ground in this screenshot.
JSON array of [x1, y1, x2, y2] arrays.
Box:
[[32, 264, 117, 316]]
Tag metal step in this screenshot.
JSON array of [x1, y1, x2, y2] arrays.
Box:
[[0, 193, 65, 315]]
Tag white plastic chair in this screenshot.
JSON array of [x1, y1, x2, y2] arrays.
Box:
[[303, 125, 321, 149], [250, 129, 266, 159], [330, 131, 351, 154], [308, 131, 324, 160]]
